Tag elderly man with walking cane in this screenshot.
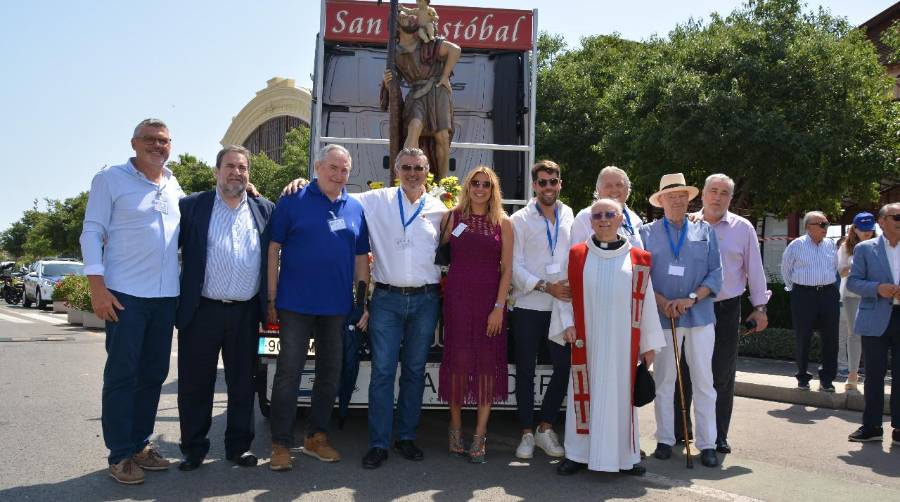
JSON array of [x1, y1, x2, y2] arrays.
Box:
[[640, 173, 723, 468]]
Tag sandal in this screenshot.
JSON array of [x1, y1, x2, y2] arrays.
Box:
[[469, 434, 486, 464], [448, 428, 465, 456]]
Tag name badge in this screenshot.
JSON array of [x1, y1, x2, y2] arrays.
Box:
[[546, 262, 561, 275], [395, 237, 412, 251], [668, 264, 685, 277], [451, 223, 467, 237], [152, 198, 168, 214], [328, 217, 347, 232]]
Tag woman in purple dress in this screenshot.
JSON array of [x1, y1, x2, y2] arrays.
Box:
[[439, 166, 514, 463]]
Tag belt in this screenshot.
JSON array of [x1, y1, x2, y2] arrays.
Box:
[[201, 296, 254, 306], [793, 284, 834, 291], [375, 282, 440, 295]]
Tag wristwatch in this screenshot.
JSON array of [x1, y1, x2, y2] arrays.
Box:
[[688, 292, 698, 304], [536, 280, 548, 293]]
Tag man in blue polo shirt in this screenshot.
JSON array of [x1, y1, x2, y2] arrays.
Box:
[[266, 144, 370, 471]]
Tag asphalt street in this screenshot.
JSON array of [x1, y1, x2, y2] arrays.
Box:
[[1, 303, 898, 502]]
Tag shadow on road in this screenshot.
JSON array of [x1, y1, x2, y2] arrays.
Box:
[[837, 441, 900, 478], [766, 404, 858, 425]]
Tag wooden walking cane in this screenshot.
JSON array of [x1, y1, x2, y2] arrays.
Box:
[[669, 317, 694, 468]]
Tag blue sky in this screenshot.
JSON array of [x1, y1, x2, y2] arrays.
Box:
[[0, 0, 891, 231]]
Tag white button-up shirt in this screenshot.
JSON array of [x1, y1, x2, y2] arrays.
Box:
[[780, 234, 838, 290], [510, 199, 575, 312], [80, 160, 184, 298], [354, 187, 447, 287], [885, 238, 900, 305], [201, 191, 261, 301]]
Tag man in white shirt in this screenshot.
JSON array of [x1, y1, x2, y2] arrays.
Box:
[[509, 160, 573, 460], [570, 166, 643, 249], [356, 147, 447, 469]]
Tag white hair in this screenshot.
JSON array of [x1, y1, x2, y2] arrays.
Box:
[[133, 118, 168, 138], [703, 173, 735, 193], [593, 166, 631, 201], [317, 144, 351, 163], [802, 211, 828, 228]]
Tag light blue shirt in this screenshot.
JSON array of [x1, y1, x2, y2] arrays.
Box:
[[780, 234, 838, 290], [80, 159, 183, 298], [201, 191, 261, 301], [640, 217, 723, 328]]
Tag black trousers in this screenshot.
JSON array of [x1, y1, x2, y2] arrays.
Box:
[[676, 296, 741, 443], [178, 298, 258, 460], [790, 284, 840, 386], [510, 308, 570, 430], [861, 307, 900, 430]]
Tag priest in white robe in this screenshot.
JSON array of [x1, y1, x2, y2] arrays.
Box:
[[550, 198, 666, 476]]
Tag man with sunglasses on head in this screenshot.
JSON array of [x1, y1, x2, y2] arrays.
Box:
[[509, 160, 574, 460], [781, 211, 839, 392], [846, 202, 900, 444], [356, 147, 447, 469]]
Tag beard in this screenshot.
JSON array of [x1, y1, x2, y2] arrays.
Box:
[[399, 19, 420, 34], [219, 180, 246, 198]]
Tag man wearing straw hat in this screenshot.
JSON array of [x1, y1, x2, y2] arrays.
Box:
[[640, 173, 723, 468]]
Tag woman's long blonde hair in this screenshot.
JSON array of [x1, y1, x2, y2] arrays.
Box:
[[454, 166, 506, 226]]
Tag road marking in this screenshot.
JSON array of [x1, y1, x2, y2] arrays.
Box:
[[0, 312, 31, 324], [643, 472, 765, 502], [0, 336, 74, 342], [11, 311, 68, 325]]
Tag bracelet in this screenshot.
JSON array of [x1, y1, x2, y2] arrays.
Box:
[[494, 303, 504, 309]]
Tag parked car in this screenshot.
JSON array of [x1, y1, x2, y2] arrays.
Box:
[[23, 259, 84, 309]]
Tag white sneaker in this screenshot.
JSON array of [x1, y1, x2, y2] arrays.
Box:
[[535, 428, 565, 457], [515, 433, 535, 459]]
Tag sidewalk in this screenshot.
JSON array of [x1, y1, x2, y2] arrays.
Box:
[[735, 357, 892, 414]]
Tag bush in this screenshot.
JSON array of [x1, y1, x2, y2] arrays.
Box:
[[740, 281, 792, 329], [52, 275, 80, 302], [738, 327, 822, 363], [65, 276, 93, 313]]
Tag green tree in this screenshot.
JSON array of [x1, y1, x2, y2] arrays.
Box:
[[1, 201, 47, 259], [595, 0, 900, 217], [168, 154, 215, 195], [282, 125, 310, 180]]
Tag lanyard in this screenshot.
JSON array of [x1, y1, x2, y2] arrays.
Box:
[[398, 187, 426, 232], [663, 217, 687, 261], [539, 204, 560, 256], [622, 207, 634, 236]]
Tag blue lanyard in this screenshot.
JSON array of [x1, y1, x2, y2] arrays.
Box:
[[622, 207, 634, 236], [398, 187, 426, 232], [539, 204, 560, 256], [663, 217, 687, 260]]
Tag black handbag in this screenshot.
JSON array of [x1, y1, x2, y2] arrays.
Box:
[[633, 362, 656, 407], [434, 211, 453, 266]]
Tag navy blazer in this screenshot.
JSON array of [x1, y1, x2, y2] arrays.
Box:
[[176, 190, 275, 331], [847, 235, 897, 337]]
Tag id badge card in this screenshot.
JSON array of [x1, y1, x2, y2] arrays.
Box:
[[546, 262, 561, 275], [152, 197, 168, 214], [328, 217, 347, 232], [451, 223, 467, 237], [395, 237, 412, 251], [668, 264, 685, 277]]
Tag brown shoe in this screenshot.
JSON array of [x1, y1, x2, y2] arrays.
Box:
[[132, 443, 170, 471], [302, 432, 341, 462], [270, 443, 293, 471], [109, 458, 145, 485]]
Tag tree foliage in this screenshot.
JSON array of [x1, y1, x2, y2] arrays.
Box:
[[168, 154, 215, 194]]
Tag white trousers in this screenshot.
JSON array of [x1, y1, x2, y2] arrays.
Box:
[[654, 323, 717, 450]]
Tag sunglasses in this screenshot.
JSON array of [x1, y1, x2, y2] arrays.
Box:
[[535, 178, 560, 187], [887, 214, 900, 222], [591, 211, 619, 220], [399, 164, 427, 172], [807, 222, 829, 229], [470, 180, 492, 189]]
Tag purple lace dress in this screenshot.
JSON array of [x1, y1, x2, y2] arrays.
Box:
[[439, 212, 508, 406]]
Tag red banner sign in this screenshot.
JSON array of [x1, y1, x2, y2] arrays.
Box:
[[324, 0, 534, 51]]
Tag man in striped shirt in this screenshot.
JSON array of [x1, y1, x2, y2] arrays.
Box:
[[780, 211, 839, 392], [175, 145, 275, 471]]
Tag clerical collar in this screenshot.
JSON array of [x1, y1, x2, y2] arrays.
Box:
[[592, 236, 625, 250]]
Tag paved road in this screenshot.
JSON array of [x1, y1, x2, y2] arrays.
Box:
[[1, 303, 898, 502]]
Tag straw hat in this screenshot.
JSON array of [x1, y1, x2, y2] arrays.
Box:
[[648, 173, 699, 208]]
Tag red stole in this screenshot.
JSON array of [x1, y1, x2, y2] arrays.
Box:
[[568, 242, 652, 442]]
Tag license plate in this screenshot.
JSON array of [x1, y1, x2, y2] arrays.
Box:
[[258, 337, 280, 355]]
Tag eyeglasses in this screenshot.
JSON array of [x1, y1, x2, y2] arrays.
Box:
[[470, 180, 492, 189], [807, 222, 829, 229], [591, 211, 619, 220], [399, 164, 427, 172], [887, 214, 900, 222], [536, 178, 560, 187], [140, 136, 172, 146]]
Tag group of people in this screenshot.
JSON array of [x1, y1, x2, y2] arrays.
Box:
[[81, 118, 900, 486]]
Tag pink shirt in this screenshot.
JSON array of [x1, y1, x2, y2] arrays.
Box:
[[701, 210, 769, 306]]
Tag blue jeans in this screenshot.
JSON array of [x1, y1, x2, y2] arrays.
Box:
[[102, 290, 177, 464], [367, 287, 440, 449]]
